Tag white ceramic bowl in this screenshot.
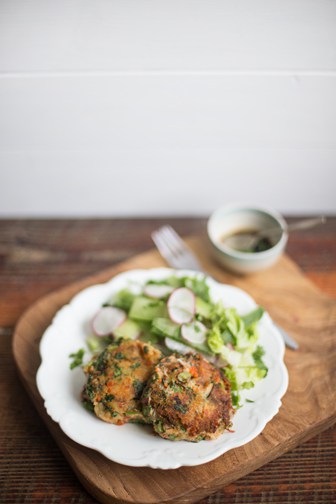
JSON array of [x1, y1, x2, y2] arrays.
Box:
[[207, 204, 288, 274]]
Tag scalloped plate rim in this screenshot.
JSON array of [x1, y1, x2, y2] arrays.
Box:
[[36, 267, 288, 469]]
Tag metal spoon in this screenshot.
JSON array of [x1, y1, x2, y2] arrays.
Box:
[[223, 216, 326, 252]]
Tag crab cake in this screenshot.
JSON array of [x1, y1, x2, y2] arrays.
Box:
[[82, 339, 162, 425], [141, 353, 234, 442]]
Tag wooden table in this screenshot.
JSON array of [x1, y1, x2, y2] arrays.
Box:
[[1, 217, 335, 504]]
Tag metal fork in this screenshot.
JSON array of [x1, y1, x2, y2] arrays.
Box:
[[151, 225, 299, 350], [152, 225, 204, 271]]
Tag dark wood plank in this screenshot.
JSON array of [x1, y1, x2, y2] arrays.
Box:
[[0, 218, 205, 326], [1, 217, 336, 504]]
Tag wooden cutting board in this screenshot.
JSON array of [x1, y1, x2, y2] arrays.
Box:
[[12, 237, 336, 504]]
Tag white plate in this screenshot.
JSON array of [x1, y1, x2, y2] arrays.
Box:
[[36, 268, 288, 470]]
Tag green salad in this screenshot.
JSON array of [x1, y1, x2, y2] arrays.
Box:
[[72, 274, 268, 407]]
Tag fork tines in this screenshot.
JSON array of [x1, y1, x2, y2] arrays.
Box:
[[151, 225, 203, 271]]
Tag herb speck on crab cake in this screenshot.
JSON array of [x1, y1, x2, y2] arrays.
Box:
[[141, 352, 235, 442], [82, 339, 162, 425]]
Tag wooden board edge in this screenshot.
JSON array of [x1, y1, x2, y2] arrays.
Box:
[[12, 352, 336, 504], [10, 243, 336, 504]]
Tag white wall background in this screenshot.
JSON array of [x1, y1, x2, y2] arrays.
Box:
[[0, 0, 335, 217]]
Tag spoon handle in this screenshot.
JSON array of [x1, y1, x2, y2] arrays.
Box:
[[286, 216, 326, 233]]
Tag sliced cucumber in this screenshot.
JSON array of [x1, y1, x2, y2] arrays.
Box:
[[129, 296, 167, 321], [113, 319, 141, 339], [151, 317, 180, 339], [195, 297, 212, 319]]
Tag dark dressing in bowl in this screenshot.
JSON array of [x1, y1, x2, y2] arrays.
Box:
[[221, 229, 276, 253]]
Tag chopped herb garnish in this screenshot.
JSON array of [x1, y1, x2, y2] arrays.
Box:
[[231, 391, 241, 408], [171, 383, 184, 393], [173, 396, 188, 414], [130, 362, 141, 370], [102, 335, 114, 346], [253, 345, 268, 375], [142, 405, 151, 417], [113, 364, 122, 377], [83, 383, 95, 402], [86, 337, 101, 353], [126, 409, 139, 415], [94, 351, 107, 372], [69, 348, 85, 369], [114, 352, 125, 360], [156, 420, 165, 433], [177, 371, 192, 382], [82, 400, 94, 412]]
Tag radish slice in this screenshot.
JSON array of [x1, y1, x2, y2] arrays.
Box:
[[167, 288, 195, 324], [143, 284, 174, 299], [164, 337, 196, 355], [181, 321, 207, 345], [92, 306, 126, 336]]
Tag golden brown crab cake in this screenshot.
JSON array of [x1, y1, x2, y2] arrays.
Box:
[[141, 352, 234, 442], [82, 339, 162, 425]]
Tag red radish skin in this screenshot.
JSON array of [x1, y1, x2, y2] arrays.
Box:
[[91, 306, 126, 336], [167, 288, 196, 324]]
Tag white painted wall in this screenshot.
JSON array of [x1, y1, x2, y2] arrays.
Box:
[[0, 0, 335, 217]]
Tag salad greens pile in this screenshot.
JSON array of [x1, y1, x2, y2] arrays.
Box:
[[73, 274, 268, 407]]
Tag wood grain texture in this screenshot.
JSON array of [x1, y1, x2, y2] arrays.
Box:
[[1, 217, 336, 504], [12, 237, 336, 504]]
